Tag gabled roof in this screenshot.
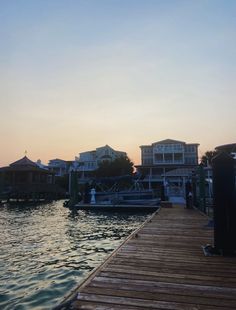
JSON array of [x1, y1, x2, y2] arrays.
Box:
[[153, 139, 185, 145], [96, 145, 114, 151], [10, 156, 38, 167], [49, 158, 67, 163]]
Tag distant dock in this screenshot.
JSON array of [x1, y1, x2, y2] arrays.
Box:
[[57, 205, 236, 310]]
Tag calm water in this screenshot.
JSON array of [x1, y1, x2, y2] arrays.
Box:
[[0, 201, 151, 310]]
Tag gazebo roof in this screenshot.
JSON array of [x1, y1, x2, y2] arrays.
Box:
[[10, 156, 38, 167], [0, 156, 53, 174]]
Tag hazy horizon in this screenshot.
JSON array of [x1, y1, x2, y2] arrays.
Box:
[[1, 0, 235, 166]]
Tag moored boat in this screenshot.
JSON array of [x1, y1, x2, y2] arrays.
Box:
[[65, 174, 160, 210]]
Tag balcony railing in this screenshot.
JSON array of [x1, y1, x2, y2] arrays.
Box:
[[154, 160, 184, 164]]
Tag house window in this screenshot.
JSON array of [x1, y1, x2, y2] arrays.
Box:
[[174, 153, 183, 162], [164, 153, 172, 162], [154, 154, 163, 162]]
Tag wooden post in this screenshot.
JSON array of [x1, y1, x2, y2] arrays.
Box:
[[69, 171, 78, 206], [198, 164, 206, 213]]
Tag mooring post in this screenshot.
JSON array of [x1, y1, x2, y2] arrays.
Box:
[[69, 170, 78, 206], [198, 164, 206, 213], [212, 151, 236, 255]]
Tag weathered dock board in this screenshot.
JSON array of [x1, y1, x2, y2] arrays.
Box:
[[62, 205, 236, 310]]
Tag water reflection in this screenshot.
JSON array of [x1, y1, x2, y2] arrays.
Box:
[[0, 201, 151, 309]]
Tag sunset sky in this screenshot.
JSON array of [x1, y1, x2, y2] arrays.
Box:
[[1, 0, 235, 167]]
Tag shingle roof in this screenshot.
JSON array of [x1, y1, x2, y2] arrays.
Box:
[[10, 156, 38, 167], [153, 139, 185, 145], [0, 156, 53, 174]]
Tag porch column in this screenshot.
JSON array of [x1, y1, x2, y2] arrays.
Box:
[[149, 167, 152, 190], [182, 176, 186, 197]]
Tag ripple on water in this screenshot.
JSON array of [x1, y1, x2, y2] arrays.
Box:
[[0, 201, 151, 309]]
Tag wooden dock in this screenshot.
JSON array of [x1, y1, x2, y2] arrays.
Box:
[[60, 205, 236, 310]]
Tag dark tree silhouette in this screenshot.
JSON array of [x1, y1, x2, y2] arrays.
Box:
[[95, 156, 134, 177], [200, 150, 218, 166]]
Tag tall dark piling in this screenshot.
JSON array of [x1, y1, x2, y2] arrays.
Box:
[[212, 151, 236, 255], [198, 164, 206, 213], [69, 171, 79, 206]]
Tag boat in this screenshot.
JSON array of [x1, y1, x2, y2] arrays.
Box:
[[94, 189, 159, 206], [64, 190, 160, 210], [64, 175, 160, 210]]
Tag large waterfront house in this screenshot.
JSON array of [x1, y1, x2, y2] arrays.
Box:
[[75, 145, 127, 181], [48, 159, 73, 177], [0, 156, 64, 200], [135, 139, 199, 202]]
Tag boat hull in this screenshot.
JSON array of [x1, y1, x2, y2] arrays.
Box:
[[70, 203, 159, 212]]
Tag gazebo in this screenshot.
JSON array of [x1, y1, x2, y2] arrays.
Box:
[[0, 156, 62, 201]]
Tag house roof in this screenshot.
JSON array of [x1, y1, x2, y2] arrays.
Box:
[[153, 139, 185, 145], [140, 139, 199, 148], [49, 158, 67, 163], [215, 143, 236, 153]]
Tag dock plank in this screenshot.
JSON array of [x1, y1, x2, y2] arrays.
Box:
[[61, 205, 236, 310], [81, 286, 236, 308]]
